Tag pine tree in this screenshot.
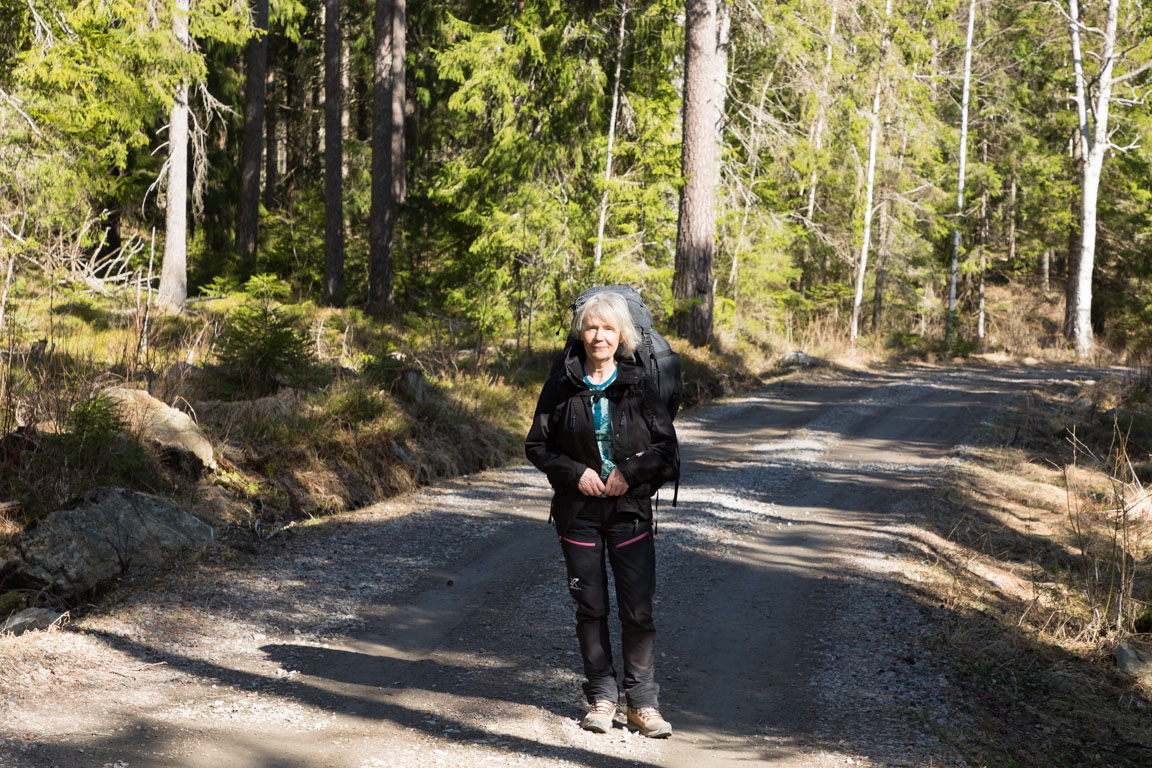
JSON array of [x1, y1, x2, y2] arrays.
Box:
[[674, 0, 729, 346]]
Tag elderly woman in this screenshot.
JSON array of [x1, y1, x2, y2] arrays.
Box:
[[524, 291, 679, 738]]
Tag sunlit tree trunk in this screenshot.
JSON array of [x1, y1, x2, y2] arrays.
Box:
[[158, 0, 191, 313], [1006, 167, 1017, 265], [673, 0, 729, 346], [946, 0, 976, 347], [849, 0, 891, 343], [977, 137, 988, 340], [368, 0, 406, 310], [1071, 0, 1121, 355]]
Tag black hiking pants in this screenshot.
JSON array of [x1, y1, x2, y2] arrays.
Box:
[[558, 497, 658, 708]]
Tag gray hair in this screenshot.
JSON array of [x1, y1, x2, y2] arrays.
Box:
[[571, 291, 640, 358]]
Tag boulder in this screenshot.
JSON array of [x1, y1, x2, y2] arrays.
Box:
[[782, 350, 822, 367], [1, 608, 66, 636], [12, 487, 214, 597], [1115, 640, 1152, 686], [102, 387, 216, 471]]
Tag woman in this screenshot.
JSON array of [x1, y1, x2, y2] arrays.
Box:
[[524, 291, 679, 738]]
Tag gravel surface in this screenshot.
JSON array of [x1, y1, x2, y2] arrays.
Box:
[[0, 364, 1083, 768]]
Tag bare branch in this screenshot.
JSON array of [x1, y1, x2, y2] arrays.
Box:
[[0, 221, 28, 245], [0, 89, 44, 138], [1110, 57, 1152, 86]]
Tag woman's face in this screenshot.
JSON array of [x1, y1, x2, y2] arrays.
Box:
[[582, 311, 621, 366]]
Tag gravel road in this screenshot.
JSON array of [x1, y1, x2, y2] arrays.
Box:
[[0, 364, 1088, 768]]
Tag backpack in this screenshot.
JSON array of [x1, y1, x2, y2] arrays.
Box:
[[552, 285, 683, 421]]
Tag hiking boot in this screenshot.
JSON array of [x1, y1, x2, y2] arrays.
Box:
[[582, 699, 617, 733], [626, 706, 672, 738]]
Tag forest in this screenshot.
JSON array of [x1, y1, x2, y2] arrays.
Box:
[[1, 0, 1150, 360]]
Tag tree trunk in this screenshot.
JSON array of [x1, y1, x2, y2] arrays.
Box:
[[1006, 167, 1017, 264], [947, 0, 977, 347], [871, 199, 890, 334], [1065, 0, 1090, 341], [368, 0, 406, 310], [1065, 137, 1080, 336], [264, 48, 278, 208], [849, 0, 891, 343], [673, 0, 728, 346], [1041, 248, 1050, 293], [391, 0, 406, 207], [323, 0, 345, 305], [158, 0, 191, 313], [236, 0, 270, 268], [594, 1, 629, 268], [1072, 0, 1120, 355], [310, 70, 321, 173], [977, 138, 988, 340]]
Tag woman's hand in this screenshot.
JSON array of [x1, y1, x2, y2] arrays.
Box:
[[603, 468, 629, 496], [578, 467, 607, 496]]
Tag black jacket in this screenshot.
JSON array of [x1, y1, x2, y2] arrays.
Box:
[[525, 346, 679, 532]]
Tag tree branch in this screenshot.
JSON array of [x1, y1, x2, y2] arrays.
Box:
[[0, 89, 43, 138], [1110, 57, 1152, 86]]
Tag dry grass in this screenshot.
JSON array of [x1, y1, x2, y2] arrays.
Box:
[[894, 371, 1152, 766]]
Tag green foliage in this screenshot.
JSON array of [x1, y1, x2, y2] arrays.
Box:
[[60, 394, 128, 459], [2, 395, 160, 519], [210, 303, 325, 398], [243, 274, 293, 302]]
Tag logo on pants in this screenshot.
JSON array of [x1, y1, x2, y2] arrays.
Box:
[[569, 577, 581, 591]]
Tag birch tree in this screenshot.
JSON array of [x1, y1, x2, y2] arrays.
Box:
[[945, 0, 976, 348], [1061, 0, 1152, 354], [849, 0, 892, 343]]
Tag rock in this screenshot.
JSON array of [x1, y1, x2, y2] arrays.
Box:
[[782, 350, 822, 367], [398, 369, 425, 403], [1115, 640, 1152, 686], [1, 608, 66, 636], [102, 387, 216, 471], [12, 487, 214, 597], [1072, 397, 1094, 411]]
